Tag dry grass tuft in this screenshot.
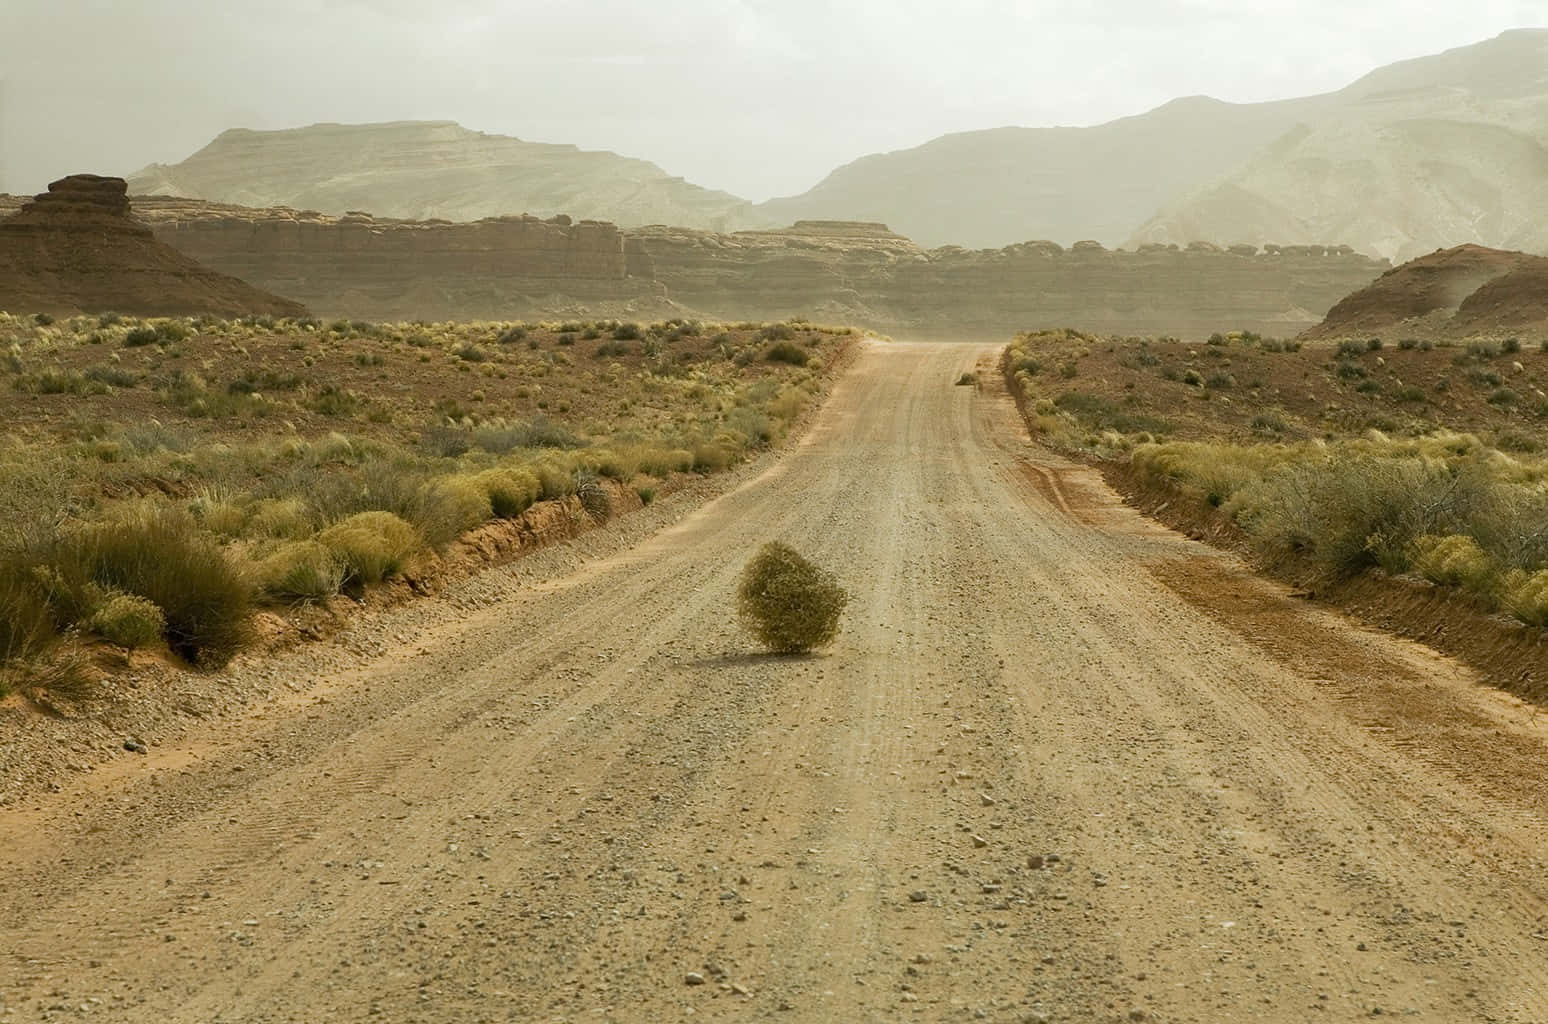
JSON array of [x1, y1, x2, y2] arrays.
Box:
[[736, 542, 848, 654]]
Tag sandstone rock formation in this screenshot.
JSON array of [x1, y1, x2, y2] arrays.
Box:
[[131, 197, 668, 322], [0, 175, 308, 318], [120, 197, 1388, 336], [1302, 245, 1548, 339], [128, 121, 762, 233], [633, 226, 1388, 338]]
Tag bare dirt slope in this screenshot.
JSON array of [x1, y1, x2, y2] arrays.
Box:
[[4, 342, 1548, 1023]]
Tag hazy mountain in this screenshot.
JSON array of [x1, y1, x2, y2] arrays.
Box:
[[755, 95, 1322, 250], [128, 121, 762, 232], [127, 31, 1548, 262], [1130, 30, 1548, 262], [763, 30, 1548, 260]]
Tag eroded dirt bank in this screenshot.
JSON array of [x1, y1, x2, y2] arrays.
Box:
[[3, 342, 1547, 1023]]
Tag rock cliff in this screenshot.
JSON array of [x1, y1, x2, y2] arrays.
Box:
[[131, 197, 668, 321], [0, 176, 308, 318], [117, 199, 1388, 336], [634, 224, 1388, 338]]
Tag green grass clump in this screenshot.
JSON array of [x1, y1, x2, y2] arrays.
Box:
[[736, 542, 849, 654], [1410, 534, 1494, 593], [87, 590, 166, 650], [765, 341, 808, 366], [317, 511, 421, 585], [63, 506, 255, 666], [256, 541, 346, 603], [472, 468, 542, 519]]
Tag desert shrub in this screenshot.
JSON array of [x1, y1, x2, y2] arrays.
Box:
[[61, 505, 255, 666], [473, 468, 542, 518], [736, 542, 848, 654], [1232, 454, 1474, 576], [955, 372, 978, 386], [83, 364, 139, 388], [455, 342, 488, 363], [576, 474, 612, 523], [255, 541, 345, 603], [229, 369, 303, 393], [1336, 339, 1366, 358], [87, 590, 166, 650], [317, 511, 421, 585], [725, 407, 775, 445], [1398, 338, 1420, 351], [1250, 413, 1289, 435], [517, 458, 568, 501], [190, 491, 247, 537], [1394, 385, 1427, 403], [429, 476, 495, 536], [1504, 570, 1548, 626], [1503, 337, 1522, 354], [612, 322, 643, 341], [123, 326, 160, 347], [765, 341, 808, 365], [497, 325, 528, 344], [1410, 534, 1496, 593], [692, 442, 734, 473], [421, 425, 471, 457], [0, 567, 59, 678], [470, 417, 583, 452], [246, 497, 311, 539], [760, 323, 796, 342], [595, 339, 632, 358], [307, 384, 363, 417], [1488, 388, 1519, 406]]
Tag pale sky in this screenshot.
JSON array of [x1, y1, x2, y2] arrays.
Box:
[[1, 1, 1546, 201]]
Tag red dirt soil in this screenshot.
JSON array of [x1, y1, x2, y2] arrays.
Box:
[[1303, 243, 1548, 340]]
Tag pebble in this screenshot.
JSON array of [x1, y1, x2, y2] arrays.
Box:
[[123, 738, 147, 754], [971, 835, 988, 848], [1027, 854, 1045, 869], [908, 890, 929, 903], [684, 972, 706, 986], [980, 793, 997, 806]]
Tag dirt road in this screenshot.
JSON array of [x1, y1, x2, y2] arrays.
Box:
[[5, 341, 1548, 1023]]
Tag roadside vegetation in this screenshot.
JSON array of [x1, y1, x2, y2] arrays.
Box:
[[1005, 327, 1548, 630], [0, 312, 855, 701]]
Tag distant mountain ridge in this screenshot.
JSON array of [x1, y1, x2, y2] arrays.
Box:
[[128, 30, 1548, 262], [129, 120, 760, 232]]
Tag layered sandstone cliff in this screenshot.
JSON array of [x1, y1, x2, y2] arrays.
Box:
[[93, 196, 1389, 336], [131, 197, 667, 321], [633, 224, 1388, 337], [0, 176, 307, 318]]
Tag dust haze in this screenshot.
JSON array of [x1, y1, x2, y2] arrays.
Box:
[[1, 0, 1543, 197]]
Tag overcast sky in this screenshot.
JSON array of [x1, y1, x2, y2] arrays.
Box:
[[1, 1, 1545, 201]]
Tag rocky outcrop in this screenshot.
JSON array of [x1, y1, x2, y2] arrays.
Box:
[[1303, 245, 1548, 339], [131, 197, 667, 321], [0, 176, 308, 318]]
